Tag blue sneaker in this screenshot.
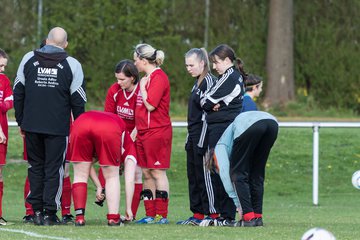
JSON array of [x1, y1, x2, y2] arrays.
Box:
[[176, 216, 202, 226], [135, 216, 155, 224], [155, 215, 169, 224]]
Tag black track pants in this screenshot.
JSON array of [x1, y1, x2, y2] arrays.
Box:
[[25, 132, 67, 212], [208, 121, 237, 220], [186, 129, 218, 215]]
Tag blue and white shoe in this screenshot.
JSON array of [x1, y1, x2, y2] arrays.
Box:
[[176, 216, 202, 226], [155, 215, 169, 224], [199, 216, 215, 227], [135, 216, 155, 224], [213, 217, 237, 227]]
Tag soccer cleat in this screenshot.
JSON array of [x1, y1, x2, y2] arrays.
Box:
[[135, 216, 155, 224], [43, 214, 61, 226], [255, 217, 263, 226], [120, 215, 134, 223], [213, 217, 236, 227], [75, 219, 86, 227], [23, 215, 34, 224], [33, 211, 44, 226], [232, 218, 257, 227], [61, 214, 74, 224], [199, 216, 215, 227], [120, 215, 126, 222], [176, 216, 202, 226], [155, 215, 169, 224], [108, 219, 124, 226], [0, 217, 7, 226]]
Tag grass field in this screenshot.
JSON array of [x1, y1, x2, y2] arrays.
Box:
[[0, 126, 359, 239]]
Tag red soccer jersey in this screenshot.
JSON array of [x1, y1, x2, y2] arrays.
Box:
[[135, 68, 171, 130], [104, 83, 139, 132], [0, 73, 13, 140]]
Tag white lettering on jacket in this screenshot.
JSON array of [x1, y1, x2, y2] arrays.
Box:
[[37, 67, 58, 76]]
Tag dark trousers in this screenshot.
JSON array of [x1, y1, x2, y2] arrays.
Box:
[[208, 121, 237, 220], [186, 128, 217, 215], [230, 119, 278, 215], [25, 132, 67, 212]]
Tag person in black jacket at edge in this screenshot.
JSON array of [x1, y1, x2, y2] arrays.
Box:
[[13, 27, 86, 226]]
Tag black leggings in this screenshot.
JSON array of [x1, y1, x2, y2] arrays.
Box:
[[230, 119, 278, 215]]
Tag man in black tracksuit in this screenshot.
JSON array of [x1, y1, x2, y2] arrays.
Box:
[[13, 27, 86, 225]]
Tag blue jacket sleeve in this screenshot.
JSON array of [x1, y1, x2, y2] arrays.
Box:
[[214, 144, 240, 208]]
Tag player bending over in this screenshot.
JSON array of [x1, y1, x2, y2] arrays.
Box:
[[70, 111, 136, 226]]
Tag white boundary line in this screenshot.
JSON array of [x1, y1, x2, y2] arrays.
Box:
[[0, 228, 70, 240]]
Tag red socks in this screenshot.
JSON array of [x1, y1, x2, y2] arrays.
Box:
[[61, 176, 72, 216], [76, 215, 85, 222], [254, 213, 262, 218], [155, 198, 169, 218], [0, 181, 3, 217], [131, 183, 142, 218], [209, 213, 220, 219], [243, 212, 255, 221], [24, 177, 34, 216], [72, 182, 87, 218], [144, 200, 156, 217], [193, 213, 205, 220], [107, 213, 120, 222]]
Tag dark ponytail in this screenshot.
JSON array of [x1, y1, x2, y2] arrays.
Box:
[[235, 58, 248, 81], [209, 44, 247, 80]]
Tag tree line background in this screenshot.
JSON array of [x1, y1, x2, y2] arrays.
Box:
[[1, 0, 359, 115]]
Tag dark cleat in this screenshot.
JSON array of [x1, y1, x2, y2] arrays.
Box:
[[23, 215, 34, 224], [255, 217, 263, 226], [61, 214, 74, 224], [232, 218, 257, 227], [43, 214, 61, 226], [213, 217, 236, 227], [33, 211, 44, 226]]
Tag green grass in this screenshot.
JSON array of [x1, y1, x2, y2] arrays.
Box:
[[1, 127, 360, 239]]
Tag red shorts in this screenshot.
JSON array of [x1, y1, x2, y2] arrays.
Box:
[[70, 112, 124, 167], [0, 144, 7, 165], [136, 125, 172, 169]]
